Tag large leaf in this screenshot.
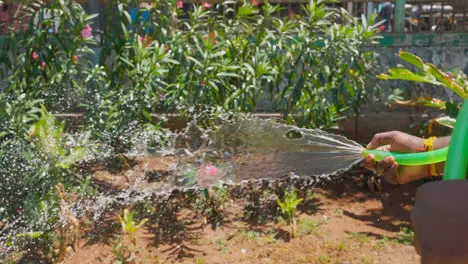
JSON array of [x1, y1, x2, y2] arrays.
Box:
[[433, 116, 456, 129], [393, 97, 446, 109], [378, 68, 441, 85], [427, 64, 467, 99], [399, 51, 426, 70]]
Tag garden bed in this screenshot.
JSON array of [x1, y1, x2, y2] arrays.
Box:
[[56, 167, 423, 263], [2, 154, 424, 264]]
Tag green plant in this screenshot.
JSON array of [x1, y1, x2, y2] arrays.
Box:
[[334, 208, 344, 217], [211, 236, 229, 252], [113, 208, 148, 264], [29, 106, 88, 169], [374, 236, 389, 251], [316, 255, 331, 264], [349, 232, 372, 244], [379, 51, 467, 134], [297, 218, 324, 237], [194, 258, 207, 264], [277, 189, 303, 238], [393, 227, 414, 246], [361, 256, 375, 264], [0, 105, 88, 241], [1, 0, 97, 112], [118, 208, 148, 245], [238, 230, 261, 241]]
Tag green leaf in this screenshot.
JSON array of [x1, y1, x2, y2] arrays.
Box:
[[378, 68, 441, 85], [399, 51, 426, 70], [188, 56, 203, 68], [445, 101, 461, 118], [85, 13, 99, 22], [433, 116, 456, 129], [217, 72, 240, 78], [427, 64, 467, 99], [243, 63, 256, 77], [394, 97, 446, 109], [237, 5, 258, 18]]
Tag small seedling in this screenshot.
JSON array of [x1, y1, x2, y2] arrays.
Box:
[[393, 227, 414, 245], [119, 209, 148, 245], [349, 232, 372, 244], [211, 236, 229, 252], [194, 258, 206, 264], [316, 255, 331, 264], [277, 189, 303, 238], [118, 208, 148, 245], [334, 208, 344, 217], [196, 185, 230, 228], [113, 209, 148, 263], [374, 236, 389, 251], [297, 218, 324, 237], [337, 241, 346, 251], [361, 256, 375, 264], [238, 230, 262, 242]]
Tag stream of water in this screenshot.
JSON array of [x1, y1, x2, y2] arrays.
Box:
[[0, 116, 367, 254]]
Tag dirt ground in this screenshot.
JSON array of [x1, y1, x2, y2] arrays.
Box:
[[60, 171, 423, 264]]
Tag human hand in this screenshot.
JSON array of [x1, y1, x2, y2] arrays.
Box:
[[363, 131, 428, 184]]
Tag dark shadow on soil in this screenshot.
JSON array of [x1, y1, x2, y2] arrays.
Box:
[[274, 228, 292, 242], [143, 201, 207, 260], [83, 214, 120, 247], [298, 197, 323, 215], [315, 165, 428, 233], [11, 251, 52, 264], [345, 231, 387, 240]]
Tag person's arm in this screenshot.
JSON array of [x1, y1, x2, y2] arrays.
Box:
[[364, 132, 460, 184]]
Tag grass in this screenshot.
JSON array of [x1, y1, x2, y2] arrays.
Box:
[[333, 208, 344, 217], [361, 256, 375, 264], [266, 228, 278, 245], [194, 258, 206, 264], [393, 227, 414, 246], [298, 218, 325, 237], [316, 255, 331, 264], [328, 241, 347, 252], [373, 236, 390, 251], [349, 227, 414, 252], [211, 236, 229, 252], [348, 232, 372, 244], [238, 230, 262, 244]]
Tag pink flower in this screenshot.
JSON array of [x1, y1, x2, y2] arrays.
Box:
[[202, 0, 211, 8], [379, 25, 386, 32], [72, 55, 79, 64], [252, 0, 259, 6], [198, 163, 222, 188], [41, 62, 46, 69], [32, 51, 39, 61], [81, 24, 93, 39], [139, 36, 144, 42], [177, 0, 183, 9]]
